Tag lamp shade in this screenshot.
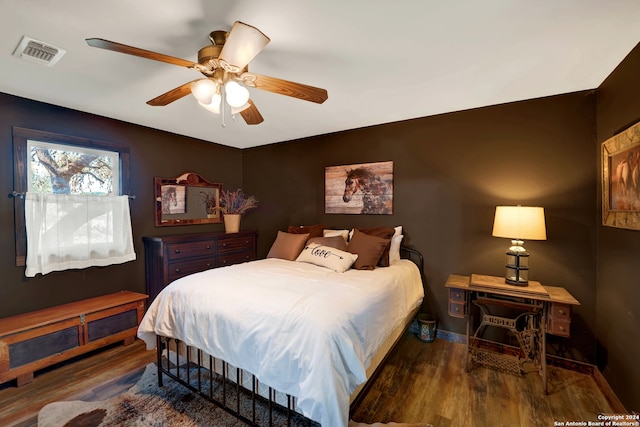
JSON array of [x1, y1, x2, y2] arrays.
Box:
[[190, 79, 217, 104], [225, 81, 250, 108], [492, 206, 547, 241], [219, 21, 270, 72]]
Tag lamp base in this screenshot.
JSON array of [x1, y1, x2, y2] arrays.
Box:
[[505, 277, 529, 287]]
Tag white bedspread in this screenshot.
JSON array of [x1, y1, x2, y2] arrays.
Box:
[[138, 258, 424, 427]]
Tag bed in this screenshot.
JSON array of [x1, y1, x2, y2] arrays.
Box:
[[137, 228, 425, 427]]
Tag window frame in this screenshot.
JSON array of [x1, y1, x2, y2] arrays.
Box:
[[12, 127, 131, 267]]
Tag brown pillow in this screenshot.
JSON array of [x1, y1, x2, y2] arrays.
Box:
[[287, 224, 325, 239], [267, 231, 310, 261], [347, 229, 391, 270], [307, 236, 348, 252], [354, 227, 395, 267]]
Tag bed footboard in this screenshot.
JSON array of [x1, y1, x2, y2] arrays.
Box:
[[155, 335, 318, 427]]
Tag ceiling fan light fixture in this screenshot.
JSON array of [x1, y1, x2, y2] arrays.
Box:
[[225, 81, 250, 108], [218, 21, 270, 72], [198, 92, 221, 114], [190, 78, 217, 104]]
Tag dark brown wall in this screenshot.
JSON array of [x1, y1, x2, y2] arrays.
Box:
[[2, 42, 638, 411], [243, 92, 598, 363], [0, 93, 242, 317], [595, 42, 640, 412]]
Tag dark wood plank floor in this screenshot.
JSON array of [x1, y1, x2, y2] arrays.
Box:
[[0, 340, 156, 427], [351, 333, 616, 426], [0, 333, 616, 427]]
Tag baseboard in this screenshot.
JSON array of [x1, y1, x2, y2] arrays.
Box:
[[436, 329, 627, 413], [592, 368, 628, 414], [435, 329, 466, 344]]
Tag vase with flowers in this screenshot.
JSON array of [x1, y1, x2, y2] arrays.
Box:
[[218, 188, 258, 233], [200, 191, 218, 218]]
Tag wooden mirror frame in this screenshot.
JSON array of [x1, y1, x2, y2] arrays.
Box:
[[154, 172, 222, 226]]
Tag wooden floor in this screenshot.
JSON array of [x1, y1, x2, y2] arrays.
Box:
[[0, 333, 618, 427], [0, 340, 156, 427], [351, 333, 617, 426]]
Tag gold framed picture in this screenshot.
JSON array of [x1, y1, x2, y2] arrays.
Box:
[[602, 121, 640, 230]]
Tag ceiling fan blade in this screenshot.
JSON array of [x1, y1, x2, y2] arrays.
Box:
[[86, 38, 198, 68], [146, 81, 195, 106], [239, 99, 264, 125], [218, 22, 270, 72], [252, 74, 328, 104]]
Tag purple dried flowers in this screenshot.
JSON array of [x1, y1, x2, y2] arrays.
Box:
[[219, 188, 258, 215]]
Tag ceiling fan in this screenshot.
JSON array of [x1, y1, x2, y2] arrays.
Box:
[[86, 21, 328, 126]]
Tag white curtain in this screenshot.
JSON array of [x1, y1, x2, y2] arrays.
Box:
[[24, 193, 136, 277]]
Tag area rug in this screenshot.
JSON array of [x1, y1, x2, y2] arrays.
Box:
[[38, 363, 432, 427]]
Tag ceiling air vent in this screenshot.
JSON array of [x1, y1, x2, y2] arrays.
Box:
[[13, 36, 66, 67]]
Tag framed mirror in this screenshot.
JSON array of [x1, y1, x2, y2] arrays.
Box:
[[154, 172, 222, 226]]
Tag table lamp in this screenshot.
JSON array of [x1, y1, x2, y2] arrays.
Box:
[[492, 206, 547, 286]]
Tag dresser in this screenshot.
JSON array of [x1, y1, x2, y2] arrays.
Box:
[[445, 274, 579, 394], [143, 231, 257, 304]]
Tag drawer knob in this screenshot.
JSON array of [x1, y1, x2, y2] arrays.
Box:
[[559, 326, 565, 331], [206, 263, 211, 267], [222, 243, 227, 247], [175, 268, 180, 273], [455, 307, 460, 312], [175, 249, 181, 253], [206, 245, 211, 250], [558, 309, 565, 315]]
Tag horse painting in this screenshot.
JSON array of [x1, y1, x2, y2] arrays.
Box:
[[342, 167, 393, 214], [325, 161, 393, 214], [160, 185, 185, 214], [612, 147, 640, 211]]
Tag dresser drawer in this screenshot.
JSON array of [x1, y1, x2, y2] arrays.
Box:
[[217, 235, 256, 254], [168, 240, 216, 261], [168, 257, 216, 282], [218, 251, 256, 267], [547, 318, 571, 337], [449, 288, 467, 303], [448, 301, 467, 318], [549, 303, 571, 320]]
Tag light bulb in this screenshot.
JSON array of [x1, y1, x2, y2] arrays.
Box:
[[225, 81, 250, 108], [198, 92, 221, 114], [190, 79, 217, 104]]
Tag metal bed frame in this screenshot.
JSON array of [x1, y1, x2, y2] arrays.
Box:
[[154, 246, 425, 427]]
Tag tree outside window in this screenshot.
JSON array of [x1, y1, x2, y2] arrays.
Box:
[[27, 140, 119, 195]]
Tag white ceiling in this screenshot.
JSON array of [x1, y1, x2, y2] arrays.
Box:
[[1, 1, 640, 149]]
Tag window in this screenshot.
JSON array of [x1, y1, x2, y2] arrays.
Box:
[[27, 140, 119, 195], [12, 127, 131, 267]]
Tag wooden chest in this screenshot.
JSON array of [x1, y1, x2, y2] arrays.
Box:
[[0, 291, 146, 386], [143, 230, 257, 304]]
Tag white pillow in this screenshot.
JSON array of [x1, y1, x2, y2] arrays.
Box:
[[389, 226, 403, 264], [323, 229, 349, 242], [296, 243, 358, 273], [389, 234, 404, 264]]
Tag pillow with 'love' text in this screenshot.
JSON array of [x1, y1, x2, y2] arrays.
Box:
[[296, 243, 358, 273]]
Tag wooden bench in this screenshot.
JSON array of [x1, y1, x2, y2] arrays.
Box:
[[0, 290, 147, 386]]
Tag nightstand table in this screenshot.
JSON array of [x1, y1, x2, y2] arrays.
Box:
[[445, 274, 579, 394]]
